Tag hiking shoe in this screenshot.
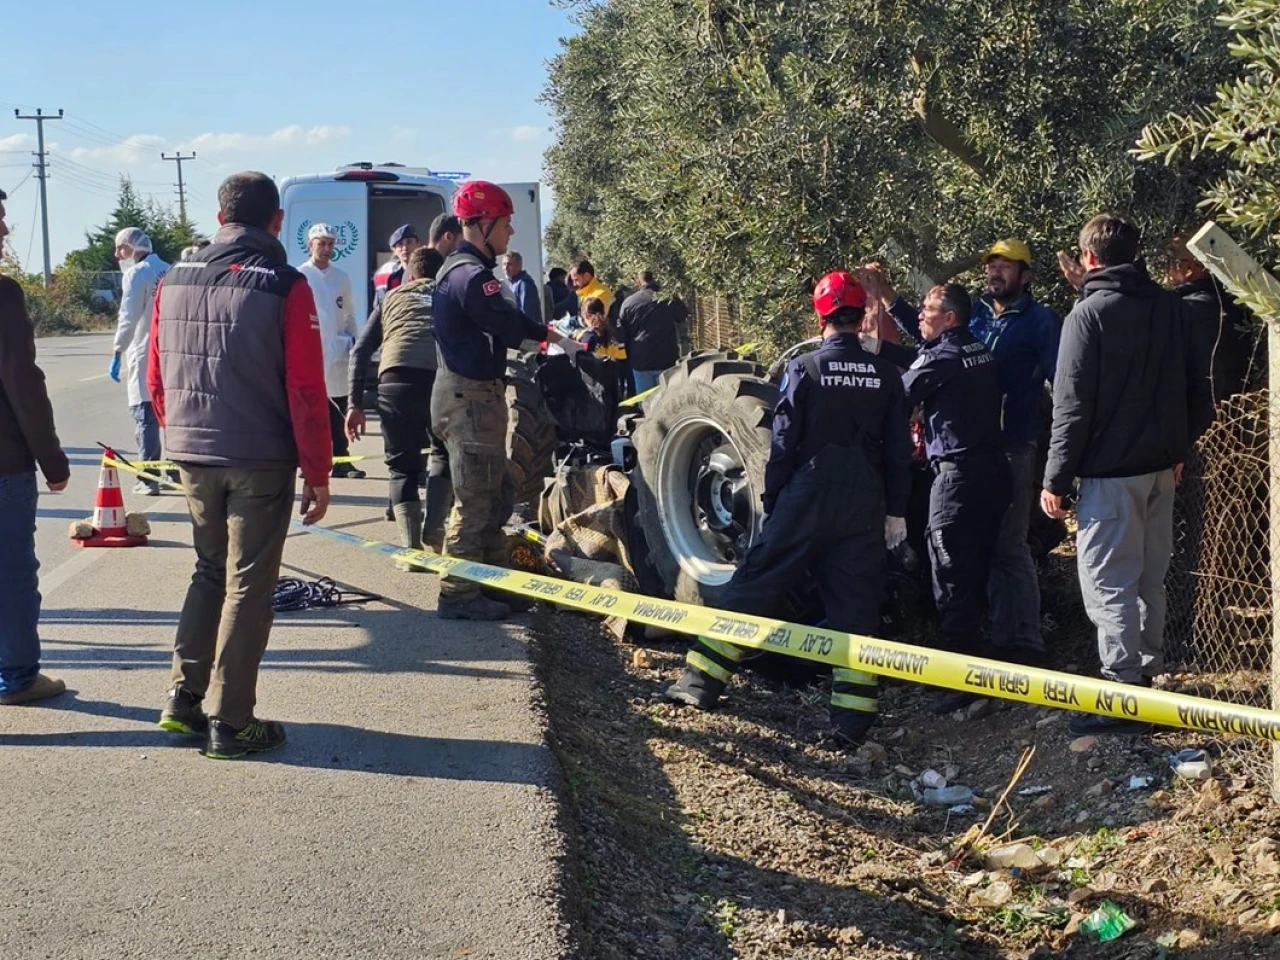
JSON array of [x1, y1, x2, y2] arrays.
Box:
[[437, 596, 511, 621], [332, 463, 366, 480], [205, 718, 288, 760], [158, 687, 208, 736], [0, 673, 66, 706], [1068, 713, 1152, 737], [663, 669, 725, 711]]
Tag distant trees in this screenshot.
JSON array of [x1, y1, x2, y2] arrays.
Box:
[[63, 178, 204, 272]]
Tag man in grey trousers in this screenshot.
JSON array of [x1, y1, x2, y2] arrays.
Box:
[[1042, 213, 1213, 736]]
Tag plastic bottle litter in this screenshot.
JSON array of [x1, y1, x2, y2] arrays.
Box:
[[1169, 748, 1213, 780], [1078, 900, 1136, 942], [923, 786, 975, 806], [920, 769, 947, 790]]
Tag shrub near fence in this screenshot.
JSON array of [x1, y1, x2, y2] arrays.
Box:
[[0, 266, 115, 336]]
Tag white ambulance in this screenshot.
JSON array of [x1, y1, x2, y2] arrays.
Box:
[[279, 163, 545, 325]]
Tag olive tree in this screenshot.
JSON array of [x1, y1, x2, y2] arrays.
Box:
[[545, 0, 1236, 352]]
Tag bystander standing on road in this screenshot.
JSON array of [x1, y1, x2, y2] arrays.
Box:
[[147, 171, 332, 759], [503, 251, 543, 324], [1044, 214, 1214, 736], [348, 245, 445, 565], [109, 227, 170, 495], [299, 223, 365, 480], [0, 187, 71, 706], [617, 270, 688, 392]]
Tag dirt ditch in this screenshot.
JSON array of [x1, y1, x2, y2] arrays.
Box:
[[531, 553, 1280, 959]]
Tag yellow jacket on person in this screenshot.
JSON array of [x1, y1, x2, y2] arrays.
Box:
[[576, 278, 614, 316]]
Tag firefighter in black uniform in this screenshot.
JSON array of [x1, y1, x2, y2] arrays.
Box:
[[870, 284, 1011, 713], [664, 272, 913, 746]]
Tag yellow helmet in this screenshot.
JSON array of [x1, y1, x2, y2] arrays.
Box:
[[984, 239, 1033, 267]]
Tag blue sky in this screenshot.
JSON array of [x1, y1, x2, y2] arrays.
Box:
[[1, 0, 577, 269]]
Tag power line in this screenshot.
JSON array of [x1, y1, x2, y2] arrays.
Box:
[[25, 187, 39, 270], [14, 107, 62, 288], [5, 170, 34, 195]]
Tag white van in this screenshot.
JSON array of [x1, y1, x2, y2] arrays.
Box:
[[279, 163, 545, 325]]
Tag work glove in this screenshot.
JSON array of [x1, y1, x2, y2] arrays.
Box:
[[857, 332, 881, 355], [108, 353, 122, 382], [884, 516, 907, 551]]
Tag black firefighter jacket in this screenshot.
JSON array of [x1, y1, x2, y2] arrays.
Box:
[[1044, 262, 1214, 495]]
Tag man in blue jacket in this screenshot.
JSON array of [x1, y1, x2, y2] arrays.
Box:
[[865, 239, 1060, 666]]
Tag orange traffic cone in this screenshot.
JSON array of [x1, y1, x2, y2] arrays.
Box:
[[75, 449, 148, 548]]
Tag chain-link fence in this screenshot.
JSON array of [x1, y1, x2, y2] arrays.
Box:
[[1167, 385, 1274, 781], [689, 291, 741, 351]]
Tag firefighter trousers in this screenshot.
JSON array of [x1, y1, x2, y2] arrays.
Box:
[[684, 445, 885, 723], [430, 367, 515, 603], [927, 453, 1011, 656]]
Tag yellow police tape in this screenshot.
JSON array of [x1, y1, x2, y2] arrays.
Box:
[[102, 454, 1280, 744]]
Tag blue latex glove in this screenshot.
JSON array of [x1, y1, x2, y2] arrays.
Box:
[[108, 354, 121, 382]]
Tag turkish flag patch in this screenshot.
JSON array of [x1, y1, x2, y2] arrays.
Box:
[[483, 279, 501, 297]]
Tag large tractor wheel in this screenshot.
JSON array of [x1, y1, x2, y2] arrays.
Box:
[[506, 354, 558, 506], [630, 352, 777, 606]]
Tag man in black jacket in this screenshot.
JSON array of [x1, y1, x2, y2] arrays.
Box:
[[1168, 233, 1256, 404], [1043, 214, 1214, 736], [617, 271, 688, 393]]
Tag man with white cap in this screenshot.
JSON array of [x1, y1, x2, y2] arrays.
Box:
[[298, 223, 364, 479], [110, 227, 170, 495]]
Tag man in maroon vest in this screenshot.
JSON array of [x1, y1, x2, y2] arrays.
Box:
[[147, 171, 332, 760]]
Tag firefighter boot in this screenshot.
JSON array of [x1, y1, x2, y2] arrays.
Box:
[[663, 668, 725, 710], [438, 595, 511, 621], [392, 502, 426, 572], [423, 472, 453, 553], [829, 708, 876, 748]]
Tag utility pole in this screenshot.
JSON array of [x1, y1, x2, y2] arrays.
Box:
[[161, 151, 196, 222], [14, 108, 62, 288]]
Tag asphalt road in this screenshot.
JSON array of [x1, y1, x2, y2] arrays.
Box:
[[0, 333, 571, 960]]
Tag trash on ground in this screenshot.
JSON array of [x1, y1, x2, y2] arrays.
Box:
[[1078, 900, 1136, 942], [1169, 748, 1213, 780]]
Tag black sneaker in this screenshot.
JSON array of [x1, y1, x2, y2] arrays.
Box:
[[1068, 713, 1152, 737], [158, 687, 208, 736], [332, 463, 367, 480], [205, 717, 288, 760], [663, 669, 725, 711]]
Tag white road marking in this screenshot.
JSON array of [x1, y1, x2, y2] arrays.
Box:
[[40, 497, 185, 600], [78, 374, 109, 382]]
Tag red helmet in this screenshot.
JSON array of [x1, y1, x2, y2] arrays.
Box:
[[813, 271, 868, 319], [453, 180, 514, 221]]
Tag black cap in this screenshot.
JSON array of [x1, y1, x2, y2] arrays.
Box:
[[388, 224, 418, 247]]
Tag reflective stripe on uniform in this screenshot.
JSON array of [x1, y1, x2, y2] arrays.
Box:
[[700, 635, 749, 664], [687, 650, 735, 684], [832, 667, 877, 686], [830, 692, 880, 713]]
